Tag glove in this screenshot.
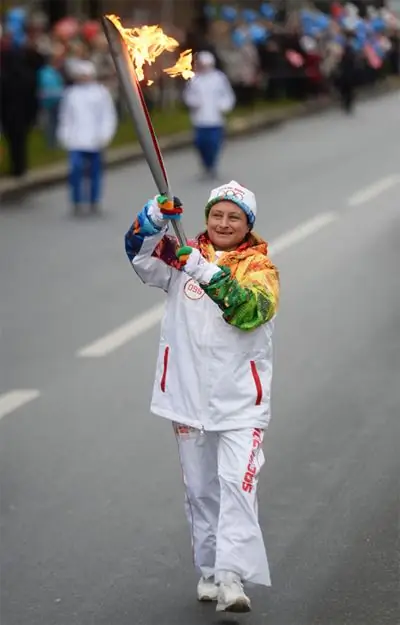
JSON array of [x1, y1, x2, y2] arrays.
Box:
[[176, 246, 221, 285], [157, 194, 183, 220]]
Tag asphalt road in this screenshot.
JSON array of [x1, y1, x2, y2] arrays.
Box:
[[1, 92, 399, 625]]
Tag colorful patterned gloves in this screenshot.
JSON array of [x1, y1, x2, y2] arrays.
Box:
[[176, 246, 221, 285], [157, 194, 183, 220]]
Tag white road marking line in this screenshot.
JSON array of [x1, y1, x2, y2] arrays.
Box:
[[347, 175, 400, 207], [78, 211, 337, 358], [77, 303, 165, 358], [0, 389, 40, 421], [269, 212, 337, 256]]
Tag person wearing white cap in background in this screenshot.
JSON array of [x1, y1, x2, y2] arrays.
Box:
[[124, 181, 280, 613], [57, 59, 117, 214], [182, 51, 236, 180]]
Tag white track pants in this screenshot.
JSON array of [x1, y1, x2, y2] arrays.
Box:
[[174, 424, 271, 586]]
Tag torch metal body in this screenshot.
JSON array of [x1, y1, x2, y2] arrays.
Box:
[[102, 16, 187, 246]]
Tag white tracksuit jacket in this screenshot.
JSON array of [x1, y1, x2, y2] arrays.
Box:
[[125, 201, 277, 432], [57, 82, 117, 152], [182, 69, 236, 128]]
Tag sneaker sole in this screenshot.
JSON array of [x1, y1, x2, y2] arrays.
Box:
[[198, 595, 217, 602], [216, 599, 251, 613]]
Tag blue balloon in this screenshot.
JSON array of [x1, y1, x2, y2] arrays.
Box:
[[232, 28, 248, 47], [300, 11, 322, 35], [260, 3, 276, 20], [316, 14, 330, 30], [371, 16, 385, 32], [221, 6, 237, 22], [5, 7, 27, 46], [6, 7, 27, 24], [356, 21, 367, 36], [300, 9, 313, 19], [242, 9, 258, 24], [249, 23, 268, 43], [303, 22, 321, 37]]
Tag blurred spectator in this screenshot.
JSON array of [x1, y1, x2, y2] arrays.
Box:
[[38, 45, 65, 148], [336, 31, 358, 113], [257, 36, 286, 101], [301, 35, 325, 97], [0, 26, 44, 177], [388, 27, 400, 74], [63, 39, 91, 84], [53, 16, 80, 43], [27, 10, 52, 56], [90, 33, 121, 116], [183, 51, 236, 180], [57, 60, 117, 214], [217, 21, 261, 107]]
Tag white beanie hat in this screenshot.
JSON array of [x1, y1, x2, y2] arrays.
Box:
[[197, 50, 216, 67], [72, 60, 97, 79], [205, 180, 257, 226]]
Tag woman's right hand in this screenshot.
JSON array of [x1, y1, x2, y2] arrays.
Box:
[[156, 194, 183, 220]]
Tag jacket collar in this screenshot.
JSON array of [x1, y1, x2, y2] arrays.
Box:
[[195, 231, 268, 263]]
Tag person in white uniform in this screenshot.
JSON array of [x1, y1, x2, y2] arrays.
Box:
[[182, 51, 236, 180], [57, 60, 117, 214], [124, 181, 280, 612]]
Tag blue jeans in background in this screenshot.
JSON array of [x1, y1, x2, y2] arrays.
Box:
[[68, 150, 102, 207], [194, 126, 224, 173], [42, 104, 60, 149]]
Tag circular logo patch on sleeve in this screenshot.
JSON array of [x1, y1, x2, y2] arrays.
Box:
[[184, 278, 204, 300]]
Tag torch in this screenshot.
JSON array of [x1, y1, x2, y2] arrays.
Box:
[[101, 15, 187, 246]]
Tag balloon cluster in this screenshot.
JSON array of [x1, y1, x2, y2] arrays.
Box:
[[329, 3, 398, 61], [204, 2, 277, 46], [3, 7, 102, 47], [203, 1, 399, 65], [4, 7, 27, 46]]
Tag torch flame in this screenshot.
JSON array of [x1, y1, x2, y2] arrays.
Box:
[[106, 14, 194, 84], [164, 49, 194, 80]]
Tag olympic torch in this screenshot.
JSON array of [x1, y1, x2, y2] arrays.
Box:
[[101, 15, 187, 246]]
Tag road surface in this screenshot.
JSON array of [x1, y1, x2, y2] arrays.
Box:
[[1, 92, 399, 625]]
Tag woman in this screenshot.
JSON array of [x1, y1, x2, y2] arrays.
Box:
[[124, 181, 280, 613]]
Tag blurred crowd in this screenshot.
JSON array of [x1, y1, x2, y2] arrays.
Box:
[[189, 1, 400, 104], [0, 9, 121, 177], [1, 2, 400, 179]]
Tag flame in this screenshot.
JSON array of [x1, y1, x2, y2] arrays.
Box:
[[106, 14, 194, 83], [164, 49, 194, 80]]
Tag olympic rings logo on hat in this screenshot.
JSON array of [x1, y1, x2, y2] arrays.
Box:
[[216, 187, 245, 201]]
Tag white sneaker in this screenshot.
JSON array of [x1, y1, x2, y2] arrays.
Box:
[[216, 573, 251, 613], [197, 576, 219, 602]]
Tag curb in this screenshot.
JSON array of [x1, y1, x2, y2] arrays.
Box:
[[1, 78, 399, 203]]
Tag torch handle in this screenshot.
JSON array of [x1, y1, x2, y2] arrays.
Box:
[[169, 218, 187, 248]]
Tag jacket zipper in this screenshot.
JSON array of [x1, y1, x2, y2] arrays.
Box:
[[250, 360, 263, 406], [160, 346, 169, 392], [199, 293, 214, 431]]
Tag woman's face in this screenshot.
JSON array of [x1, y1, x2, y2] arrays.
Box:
[[207, 201, 250, 251]]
